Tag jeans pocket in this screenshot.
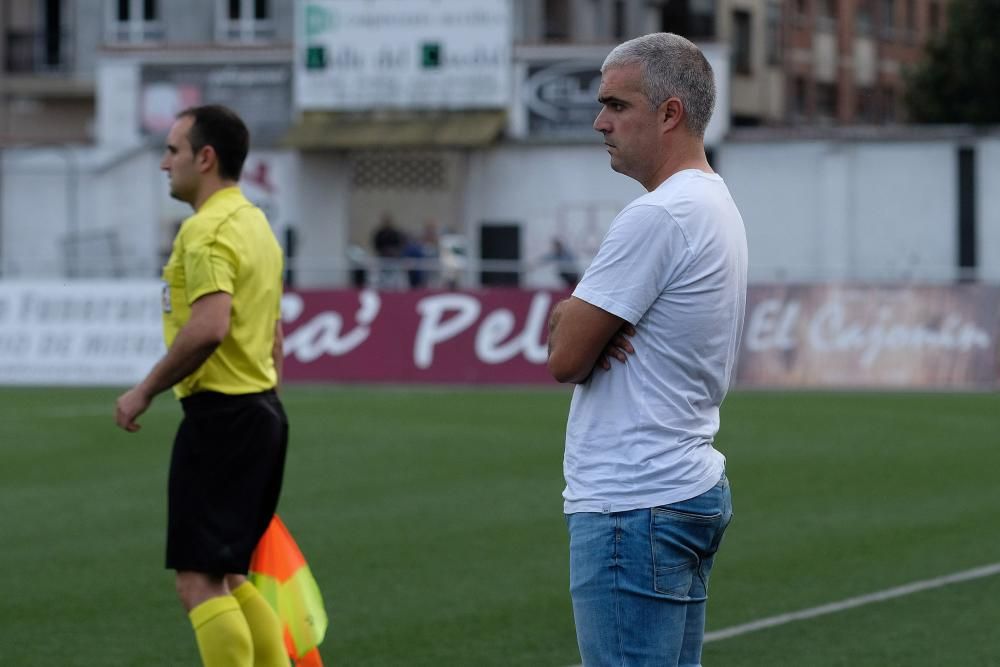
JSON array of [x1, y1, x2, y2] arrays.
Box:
[[650, 500, 728, 600], [654, 560, 697, 600]]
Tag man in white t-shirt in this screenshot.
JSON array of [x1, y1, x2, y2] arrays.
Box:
[[547, 33, 748, 667]]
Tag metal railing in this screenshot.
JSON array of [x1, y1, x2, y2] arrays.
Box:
[[3, 29, 71, 74]]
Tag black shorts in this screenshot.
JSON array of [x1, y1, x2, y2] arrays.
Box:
[[166, 389, 288, 575]]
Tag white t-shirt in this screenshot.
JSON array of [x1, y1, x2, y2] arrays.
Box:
[[563, 169, 748, 514]]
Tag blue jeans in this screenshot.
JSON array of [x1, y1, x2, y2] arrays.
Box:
[[566, 474, 733, 667]]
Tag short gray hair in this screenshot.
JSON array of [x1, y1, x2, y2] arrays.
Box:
[[602, 32, 716, 138]]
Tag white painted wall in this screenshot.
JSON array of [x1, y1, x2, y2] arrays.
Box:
[[979, 137, 1000, 284], [850, 142, 956, 281], [717, 141, 833, 281], [463, 143, 644, 287], [1, 146, 303, 281], [1, 152, 73, 277], [90, 149, 163, 277], [717, 139, 962, 283], [1, 146, 160, 278], [96, 60, 142, 148], [4, 135, 1000, 287], [293, 154, 352, 287]]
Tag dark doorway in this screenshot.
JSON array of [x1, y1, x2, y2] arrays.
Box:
[[957, 146, 976, 282], [480, 223, 521, 286]]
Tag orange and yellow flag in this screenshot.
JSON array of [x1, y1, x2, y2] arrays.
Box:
[[249, 515, 329, 666]]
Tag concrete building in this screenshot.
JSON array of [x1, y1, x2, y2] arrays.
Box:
[[513, 0, 951, 126], [514, 0, 783, 125], [0, 0, 99, 145], [785, 0, 951, 125], [1, 0, 297, 277], [0, 0, 295, 146], [0, 1, 955, 147]]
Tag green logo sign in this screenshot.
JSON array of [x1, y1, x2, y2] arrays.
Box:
[[306, 46, 327, 70], [421, 43, 442, 69], [305, 4, 337, 38]]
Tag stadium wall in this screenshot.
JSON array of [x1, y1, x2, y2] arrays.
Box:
[[2, 133, 999, 286], [717, 140, 959, 283], [0, 146, 162, 278], [978, 137, 1000, 284]]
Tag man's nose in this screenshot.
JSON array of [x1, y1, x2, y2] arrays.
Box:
[[593, 108, 608, 133]]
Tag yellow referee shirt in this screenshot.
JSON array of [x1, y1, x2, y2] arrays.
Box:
[[161, 187, 284, 398]]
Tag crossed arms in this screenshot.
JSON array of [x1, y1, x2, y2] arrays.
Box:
[[547, 297, 635, 384]]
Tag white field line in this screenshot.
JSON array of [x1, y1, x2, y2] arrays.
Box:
[[704, 562, 1000, 642], [565, 561, 1000, 665]]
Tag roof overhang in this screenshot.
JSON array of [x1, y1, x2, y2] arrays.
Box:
[[282, 110, 507, 149]]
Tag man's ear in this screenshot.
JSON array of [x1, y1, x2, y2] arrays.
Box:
[[195, 145, 217, 175], [659, 97, 684, 133]]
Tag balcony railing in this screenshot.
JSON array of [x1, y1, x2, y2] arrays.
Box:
[[4, 29, 71, 74], [105, 20, 165, 45]]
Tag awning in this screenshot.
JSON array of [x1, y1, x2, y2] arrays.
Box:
[[282, 110, 506, 149]]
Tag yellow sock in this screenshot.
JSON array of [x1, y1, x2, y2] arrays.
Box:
[[232, 581, 289, 667], [189, 595, 253, 667]]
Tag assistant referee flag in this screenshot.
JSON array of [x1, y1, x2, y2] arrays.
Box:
[[249, 515, 328, 666]]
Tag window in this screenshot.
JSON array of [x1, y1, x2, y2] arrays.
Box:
[[660, 0, 716, 40], [793, 76, 809, 119], [116, 0, 157, 22], [928, 1, 942, 33], [817, 0, 837, 31], [903, 0, 920, 44], [856, 0, 873, 36], [880, 85, 896, 122], [216, 0, 274, 42], [42, 0, 63, 69], [793, 0, 810, 28], [855, 86, 876, 122], [544, 0, 570, 41], [612, 0, 626, 40], [4, 0, 68, 73], [816, 82, 838, 120], [880, 0, 895, 40], [106, 0, 163, 43], [688, 0, 717, 38], [766, 1, 782, 65], [732, 10, 752, 75]]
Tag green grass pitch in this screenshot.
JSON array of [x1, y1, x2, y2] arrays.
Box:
[[1, 386, 998, 665]]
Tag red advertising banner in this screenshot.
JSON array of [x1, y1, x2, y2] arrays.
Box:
[[281, 288, 569, 384]]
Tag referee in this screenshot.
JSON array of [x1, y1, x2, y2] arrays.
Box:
[[116, 105, 289, 667]]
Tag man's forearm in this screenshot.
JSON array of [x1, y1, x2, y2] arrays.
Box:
[[547, 299, 595, 384], [135, 327, 220, 399], [547, 297, 629, 384], [547, 299, 570, 358]]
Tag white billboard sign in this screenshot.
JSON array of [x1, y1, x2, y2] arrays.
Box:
[[0, 282, 165, 386], [295, 0, 512, 110]]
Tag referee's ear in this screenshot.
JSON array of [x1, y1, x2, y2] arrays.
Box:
[[196, 144, 219, 177]]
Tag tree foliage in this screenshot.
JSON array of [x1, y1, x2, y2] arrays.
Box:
[[905, 0, 1000, 124]]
